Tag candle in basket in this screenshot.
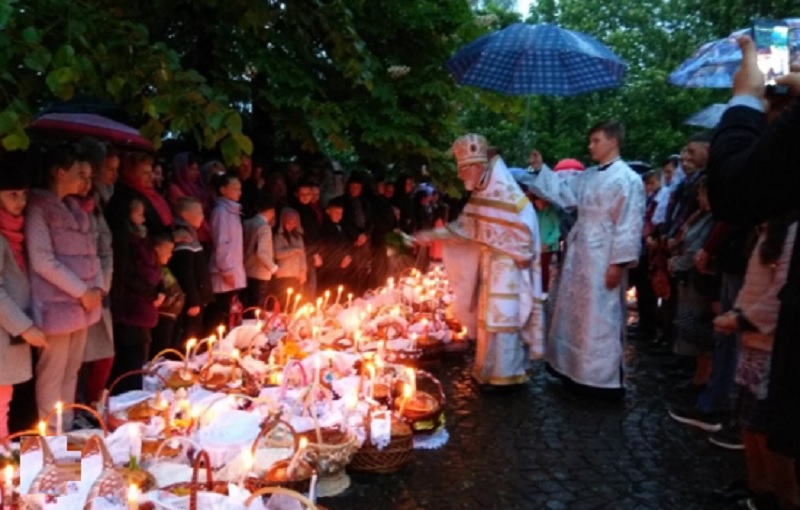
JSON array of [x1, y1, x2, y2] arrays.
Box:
[[323, 290, 331, 310], [217, 325, 225, 342], [421, 318, 429, 339], [55, 401, 63, 436], [184, 338, 197, 373], [398, 383, 413, 415], [410, 333, 418, 351], [127, 484, 139, 510], [287, 437, 308, 478], [292, 294, 302, 315], [206, 335, 216, 359], [309, 470, 318, 503], [239, 450, 254, 487], [232, 348, 240, 361], [4, 464, 13, 509], [255, 309, 262, 330], [336, 285, 343, 305], [407, 367, 416, 395], [387, 277, 394, 289], [353, 331, 362, 352], [129, 424, 142, 463], [316, 297, 323, 316], [37, 420, 46, 436], [285, 287, 293, 313], [347, 292, 353, 308]]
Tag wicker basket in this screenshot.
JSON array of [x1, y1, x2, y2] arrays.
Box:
[[160, 450, 229, 510], [81, 435, 136, 507], [25, 435, 81, 497], [398, 370, 445, 435], [349, 411, 413, 474], [148, 349, 198, 390], [104, 369, 169, 431], [198, 356, 260, 398], [244, 487, 319, 510], [42, 403, 108, 451], [245, 419, 312, 494]]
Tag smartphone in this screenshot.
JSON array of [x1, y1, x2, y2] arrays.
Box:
[[752, 19, 791, 94]]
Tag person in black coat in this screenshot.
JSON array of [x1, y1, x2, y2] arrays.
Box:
[[370, 176, 398, 287], [318, 197, 353, 292], [169, 197, 214, 341], [341, 173, 373, 294], [707, 35, 800, 466], [292, 179, 323, 296]]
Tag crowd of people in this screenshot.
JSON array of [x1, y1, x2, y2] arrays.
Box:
[[0, 141, 455, 439]]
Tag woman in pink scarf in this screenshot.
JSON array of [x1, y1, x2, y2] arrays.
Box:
[[107, 152, 173, 236], [0, 151, 47, 437]]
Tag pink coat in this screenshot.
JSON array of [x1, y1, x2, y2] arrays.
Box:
[[25, 189, 102, 335]]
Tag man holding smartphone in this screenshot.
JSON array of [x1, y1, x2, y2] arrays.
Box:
[[707, 34, 800, 510]]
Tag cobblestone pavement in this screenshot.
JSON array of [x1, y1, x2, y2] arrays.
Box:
[[323, 343, 744, 510]]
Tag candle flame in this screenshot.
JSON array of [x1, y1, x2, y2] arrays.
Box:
[[38, 420, 46, 436], [55, 401, 63, 412], [403, 384, 413, 398], [187, 338, 197, 349], [232, 348, 240, 360], [288, 288, 294, 295], [299, 437, 308, 449], [128, 484, 139, 502], [325, 290, 330, 298]]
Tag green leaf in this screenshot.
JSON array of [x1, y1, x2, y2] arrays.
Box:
[[53, 45, 75, 67], [106, 76, 126, 99], [224, 112, 243, 134], [232, 131, 253, 155], [23, 49, 51, 73], [220, 137, 240, 165], [2, 130, 30, 151], [21, 27, 39, 43], [0, 111, 19, 136]]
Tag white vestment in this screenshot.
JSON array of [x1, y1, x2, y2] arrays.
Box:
[[523, 160, 645, 389], [437, 157, 545, 385]]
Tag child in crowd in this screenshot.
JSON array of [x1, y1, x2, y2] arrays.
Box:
[[151, 233, 185, 356], [713, 213, 800, 510], [171, 197, 213, 340], [27, 144, 103, 431], [243, 196, 278, 308], [319, 197, 352, 291], [108, 198, 164, 394], [207, 173, 245, 331], [273, 207, 307, 300], [0, 155, 46, 437], [633, 170, 662, 341]]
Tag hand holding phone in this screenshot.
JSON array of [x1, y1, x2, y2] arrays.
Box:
[[752, 19, 791, 95]]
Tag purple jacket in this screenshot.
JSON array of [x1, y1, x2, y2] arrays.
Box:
[[25, 189, 102, 335], [209, 198, 246, 293]]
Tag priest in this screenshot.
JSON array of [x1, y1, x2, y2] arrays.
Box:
[[522, 121, 645, 398], [416, 134, 544, 387]]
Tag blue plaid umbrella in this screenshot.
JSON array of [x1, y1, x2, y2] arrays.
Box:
[[669, 19, 800, 88], [684, 103, 727, 128], [446, 23, 628, 96]]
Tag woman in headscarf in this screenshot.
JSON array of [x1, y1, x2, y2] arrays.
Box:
[[106, 151, 173, 236], [168, 152, 213, 244]]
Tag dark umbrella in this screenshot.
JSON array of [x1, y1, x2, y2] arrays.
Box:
[[684, 103, 727, 128], [446, 23, 628, 96], [27, 113, 154, 152]]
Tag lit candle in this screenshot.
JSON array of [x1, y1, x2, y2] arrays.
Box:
[[127, 484, 139, 510], [255, 309, 262, 330], [285, 288, 294, 313], [232, 348, 240, 361], [316, 297, 323, 314], [336, 285, 343, 305], [309, 470, 318, 504], [37, 420, 46, 436], [292, 294, 302, 315], [354, 331, 361, 352], [239, 450, 254, 487], [347, 293, 353, 308], [387, 277, 394, 289], [398, 383, 412, 415], [184, 338, 197, 373], [206, 335, 216, 358], [55, 401, 63, 436], [366, 303, 373, 316], [287, 437, 308, 478], [217, 325, 225, 342], [410, 333, 418, 351], [323, 290, 331, 309], [421, 318, 429, 339], [4, 464, 13, 497], [407, 367, 416, 395]]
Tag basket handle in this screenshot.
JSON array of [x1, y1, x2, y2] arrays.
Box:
[[415, 369, 446, 407], [189, 449, 213, 510], [0, 429, 41, 453], [244, 486, 318, 509], [152, 436, 202, 464], [104, 369, 169, 428], [44, 403, 109, 437], [80, 435, 114, 469], [249, 418, 299, 456], [146, 349, 187, 371]]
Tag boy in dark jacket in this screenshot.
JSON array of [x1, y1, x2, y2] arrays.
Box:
[[151, 232, 185, 357], [170, 197, 213, 341], [318, 197, 353, 292]]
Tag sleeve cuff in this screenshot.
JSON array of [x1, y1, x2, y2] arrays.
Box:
[[728, 95, 765, 113]]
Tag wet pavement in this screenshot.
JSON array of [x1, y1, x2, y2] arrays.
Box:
[[325, 343, 744, 510]]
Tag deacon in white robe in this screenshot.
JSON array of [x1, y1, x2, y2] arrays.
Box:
[[522, 122, 645, 393], [416, 134, 544, 386]]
